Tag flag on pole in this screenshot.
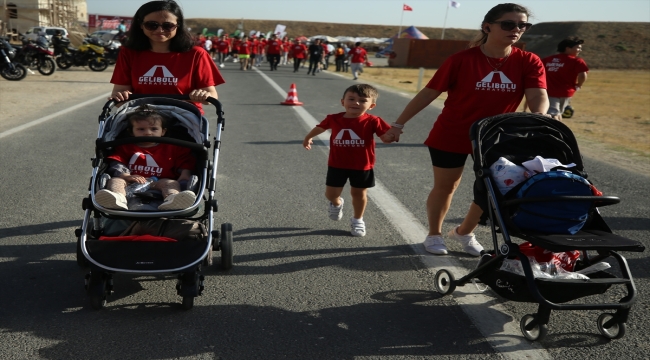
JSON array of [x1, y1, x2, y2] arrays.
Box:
[[449, 1, 460, 8], [403, 4, 413, 11]]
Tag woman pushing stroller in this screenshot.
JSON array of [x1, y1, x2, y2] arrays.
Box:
[[109, 0, 225, 110], [383, 3, 550, 256]]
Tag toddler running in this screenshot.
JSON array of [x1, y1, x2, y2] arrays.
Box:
[[303, 84, 392, 236]]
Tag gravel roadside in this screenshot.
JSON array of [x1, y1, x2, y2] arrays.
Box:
[[2, 66, 648, 177]]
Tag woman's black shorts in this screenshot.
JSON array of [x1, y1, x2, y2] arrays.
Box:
[[428, 147, 471, 168], [326, 167, 375, 188]]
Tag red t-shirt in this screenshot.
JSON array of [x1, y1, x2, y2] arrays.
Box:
[[291, 44, 308, 59], [238, 40, 251, 55], [111, 46, 225, 114], [231, 39, 241, 52], [266, 40, 282, 54], [250, 39, 259, 54], [349, 46, 367, 63], [108, 143, 196, 179], [283, 41, 291, 52], [321, 43, 328, 55], [216, 40, 230, 53], [541, 53, 589, 98], [257, 39, 267, 54], [317, 113, 391, 170], [425, 46, 546, 154]]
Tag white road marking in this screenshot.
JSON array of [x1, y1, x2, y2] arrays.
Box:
[[0, 93, 111, 140], [254, 67, 552, 360]]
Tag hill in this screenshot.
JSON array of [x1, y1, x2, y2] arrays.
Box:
[[186, 18, 650, 69]]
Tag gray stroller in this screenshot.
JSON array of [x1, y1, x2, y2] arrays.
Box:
[[75, 94, 233, 310]]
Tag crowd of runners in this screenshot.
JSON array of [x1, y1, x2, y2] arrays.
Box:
[[192, 32, 370, 77]]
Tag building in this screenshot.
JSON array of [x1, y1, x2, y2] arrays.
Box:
[[2, 0, 87, 34]]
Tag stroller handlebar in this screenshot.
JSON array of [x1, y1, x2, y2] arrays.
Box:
[[101, 94, 224, 120]]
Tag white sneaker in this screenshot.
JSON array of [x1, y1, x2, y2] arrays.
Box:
[[158, 190, 196, 211], [350, 217, 366, 237], [219, 63, 224, 68], [328, 198, 344, 221], [95, 189, 128, 210], [447, 226, 484, 257], [423, 235, 448, 255]]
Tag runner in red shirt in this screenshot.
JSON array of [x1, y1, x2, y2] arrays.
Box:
[[255, 35, 266, 67], [291, 39, 308, 72], [249, 35, 259, 69], [231, 36, 241, 63], [265, 33, 282, 71], [303, 84, 392, 237], [215, 34, 231, 68], [237, 35, 252, 70], [347, 42, 368, 80], [383, 3, 548, 256], [281, 36, 291, 65], [541, 37, 589, 120]]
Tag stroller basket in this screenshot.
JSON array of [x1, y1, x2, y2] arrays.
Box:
[[477, 267, 619, 304]]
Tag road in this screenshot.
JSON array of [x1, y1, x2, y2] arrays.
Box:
[[0, 64, 648, 360]]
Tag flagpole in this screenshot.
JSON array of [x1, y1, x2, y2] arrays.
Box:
[[441, 3, 450, 40], [398, 7, 404, 39]]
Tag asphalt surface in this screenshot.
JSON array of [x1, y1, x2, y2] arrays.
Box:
[[0, 63, 648, 360]]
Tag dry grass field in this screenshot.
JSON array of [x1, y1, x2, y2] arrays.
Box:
[[345, 66, 650, 158]]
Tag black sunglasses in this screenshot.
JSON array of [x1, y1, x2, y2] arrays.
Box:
[[491, 20, 532, 31], [142, 21, 178, 32]]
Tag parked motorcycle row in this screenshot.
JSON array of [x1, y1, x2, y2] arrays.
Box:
[[0, 35, 118, 81], [54, 37, 113, 71]]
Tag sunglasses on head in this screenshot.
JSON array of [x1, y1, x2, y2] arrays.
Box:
[[142, 21, 178, 32], [491, 20, 532, 31]]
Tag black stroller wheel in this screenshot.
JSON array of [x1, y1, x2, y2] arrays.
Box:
[[219, 223, 234, 270], [88, 272, 108, 310], [520, 314, 548, 341], [434, 269, 456, 295], [182, 296, 194, 310], [597, 313, 626, 339]]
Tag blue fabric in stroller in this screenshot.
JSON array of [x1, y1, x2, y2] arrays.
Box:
[[433, 112, 645, 341]]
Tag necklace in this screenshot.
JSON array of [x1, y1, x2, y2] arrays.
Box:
[[481, 45, 511, 71]]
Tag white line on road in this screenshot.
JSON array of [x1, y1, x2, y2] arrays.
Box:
[[0, 93, 111, 140], [254, 68, 552, 360]]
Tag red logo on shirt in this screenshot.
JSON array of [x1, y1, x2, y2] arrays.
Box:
[[138, 65, 179, 86]]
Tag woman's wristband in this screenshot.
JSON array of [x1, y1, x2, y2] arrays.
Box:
[[391, 122, 404, 129]]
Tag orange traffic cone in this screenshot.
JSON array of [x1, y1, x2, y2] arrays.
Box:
[[281, 83, 303, 106]]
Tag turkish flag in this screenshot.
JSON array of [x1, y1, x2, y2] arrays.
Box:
[[403, 4, 413, 11]]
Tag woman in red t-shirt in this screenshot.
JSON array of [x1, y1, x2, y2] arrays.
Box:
[[110, 0, 225, 113], [384, 3, 549, 257], [291, 39, 308, 72]]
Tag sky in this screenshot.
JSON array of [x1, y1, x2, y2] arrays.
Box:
[[86, 0, 650, 34]]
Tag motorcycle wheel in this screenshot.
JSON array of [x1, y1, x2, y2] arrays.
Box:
[[28, 58, 40, 70], [89, 58, 108, 72], [38, 58, 56, 76], [1, 63, 28, 81], [56, 57, 72, 69]]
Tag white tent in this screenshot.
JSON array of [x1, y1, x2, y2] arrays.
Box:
[[309, 35, 338, 42]]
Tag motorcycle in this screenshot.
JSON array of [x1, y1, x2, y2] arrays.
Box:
[[54, 37, 108, 71], [0, 38, 27, 81], [12, 39, 56, 75], [86, 37, 120, 65]]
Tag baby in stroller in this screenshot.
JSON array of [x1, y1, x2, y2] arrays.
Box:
[[95, 105, 197, 211]]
